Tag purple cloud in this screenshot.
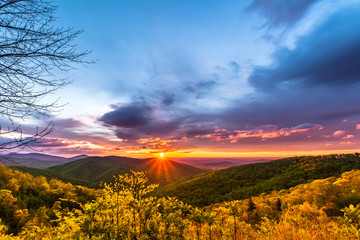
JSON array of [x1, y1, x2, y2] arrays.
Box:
[[100, 103, 153, 128]]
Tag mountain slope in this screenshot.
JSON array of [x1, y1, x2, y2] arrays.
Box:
[[4, 153, 70, 161], [0, 164, 99, 234], [0, 153, 89, 168], [154, 153, 360, 206], [0, 157, 66, 168], [12, 166, 96, 187], [48, 156, 206, 186]]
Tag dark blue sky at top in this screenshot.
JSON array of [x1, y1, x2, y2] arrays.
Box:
[[25, 0, 360, 156]]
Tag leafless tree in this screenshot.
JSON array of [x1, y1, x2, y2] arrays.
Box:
[[0, 0, 89, 152]]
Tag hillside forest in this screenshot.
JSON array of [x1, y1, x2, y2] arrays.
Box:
[[1, 154, 360, 239]]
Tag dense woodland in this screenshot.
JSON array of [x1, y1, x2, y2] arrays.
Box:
[[1, 154, 360, 239], [155, 154, 360, 206], [0, 161, 360, 239]]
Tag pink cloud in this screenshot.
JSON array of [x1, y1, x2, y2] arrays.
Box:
[[342, 134, 354, 140], [196, 123, 324, 142], [332, 130, 346, 137], [356, 124, 360, 130], [33, 138, 72, 148]]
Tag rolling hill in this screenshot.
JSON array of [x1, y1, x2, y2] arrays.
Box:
[[12, 166, 97, 187], [0, 153, 88, 168], [14, 156, 206, 187], [154, 153, 360, 206], [0, 157, 67, 168]]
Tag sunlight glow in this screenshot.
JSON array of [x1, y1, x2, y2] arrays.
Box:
[[160, 152, 164, 158]]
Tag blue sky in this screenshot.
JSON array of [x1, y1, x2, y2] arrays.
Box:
[[15, 0, 360, 157]]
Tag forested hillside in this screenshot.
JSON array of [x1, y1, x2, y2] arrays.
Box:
[[0, 164, 100, 235], [12, 166, 96, 188], [1, 164, 360, 239], [49, 156, 205, 185], [13, 156, 205, 187], [155, 154, 360, 206]]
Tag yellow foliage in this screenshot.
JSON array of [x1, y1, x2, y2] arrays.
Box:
[[3, 167, 360, 239]]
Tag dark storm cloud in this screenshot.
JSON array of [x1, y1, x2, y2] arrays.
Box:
[[249, 7, 360, 90], [114, 119, 184, 140], [215, 6, 360, 135], [221, 82, 360, 128], [185, 128, 214, 138], [99, 102, 181, 140], [99, 101, 218, 141], [247, 0, 319, 29], [100, 103, 153, 128], [114, 114, 212, 141], [114, 130, 139, 141]]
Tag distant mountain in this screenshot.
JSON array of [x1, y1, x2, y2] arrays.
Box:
[[70, 154, 89, 160], [191, 161, 237, 170], [1, 153, 89, 168], [0, 157, 67, 168], [15, 156, 206, 187], [173, 157, 275, 170], [5, 153, 68, 161], [154, 153, 360, 206]]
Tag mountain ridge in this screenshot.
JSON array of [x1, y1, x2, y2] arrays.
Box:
[[13, 155, 206, 187], [154, 153, 360, 206]]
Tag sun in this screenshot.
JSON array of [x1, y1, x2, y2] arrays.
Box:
[[159, 152, 164, 158]]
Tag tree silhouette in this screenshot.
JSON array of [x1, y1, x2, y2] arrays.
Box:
[[0, 0, 89, 152]]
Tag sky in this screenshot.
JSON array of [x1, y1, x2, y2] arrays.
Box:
[[7, 0, 360, 158]]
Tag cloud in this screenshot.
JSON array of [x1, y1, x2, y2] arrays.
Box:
[[246, 0, 320, 29], [161, 93, 176, 106], [249, 7, 360, 90], [195, 123, 323, 142], [333, 130, 346, 138], [218, 7, 360, 130], [36, 139, 72, 148], [229, 61, 241, 73], [98, 99, 221, 143], [357, 124, 360, 130], [184, 79, 219, 98], [52, 118, 84, 129], [340, 141, 356, 145], [99, 103, 153, 128], [342, 134, 354, 140]]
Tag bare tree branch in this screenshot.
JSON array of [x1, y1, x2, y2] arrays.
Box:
[[0, 0, 90, 152]]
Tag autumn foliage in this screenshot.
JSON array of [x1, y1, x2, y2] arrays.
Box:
[[1, 164, 360, 239]]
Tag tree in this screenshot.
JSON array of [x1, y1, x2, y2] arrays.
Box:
[[0, 0, 89, 152]]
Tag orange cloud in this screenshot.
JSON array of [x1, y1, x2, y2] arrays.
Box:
[[340, 141, 356, 145]]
